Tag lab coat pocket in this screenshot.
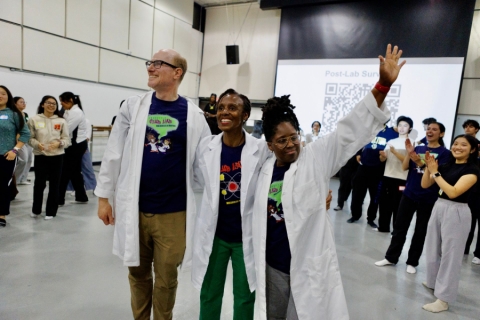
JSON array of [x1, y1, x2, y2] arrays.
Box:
[[293, 180, 318, 219], [306, 248, 341, 299]]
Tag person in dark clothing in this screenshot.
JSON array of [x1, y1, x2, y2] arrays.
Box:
[[347, 125, 398, 227], [204, 93, 221, 135], [462, 119, 480, 265], [417, 117, 437, 145], [334, 154, 359, 211]]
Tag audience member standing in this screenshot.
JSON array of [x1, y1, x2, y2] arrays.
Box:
[[421, 134, 479, 313], [305, 121, 321, 144], [417, 117, 437, 145], [95, 49, 210, 319], [28, 96, 71, 220], [348, 124, 398, 227], [204, 93, 221, 134], [0, 85, 30, 227], [375, 122, 450, 274], [58, 92, 89, 205], [13, 97, 33, 185], [377, 116, 413, 232], [333, 154, 359, 211], [462, 119, 480, 264]]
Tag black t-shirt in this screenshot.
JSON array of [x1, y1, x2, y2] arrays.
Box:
[[215, 141, 244, 243], [266, 162, 291, 275], [204, 104, 217, 115], [438, 162, 479, 203]]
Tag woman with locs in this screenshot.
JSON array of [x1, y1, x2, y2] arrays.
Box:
[[28, 96, 71, 219], [420, 134, 479, 313], [251, 44, 404, 320]]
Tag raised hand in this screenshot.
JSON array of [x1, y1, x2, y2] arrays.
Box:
[[405, 138, 415, 155], [378, 44, 406, 87]]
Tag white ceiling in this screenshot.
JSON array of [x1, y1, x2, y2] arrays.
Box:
[[195, 0, 257, 8]]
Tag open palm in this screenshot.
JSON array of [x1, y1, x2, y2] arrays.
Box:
[[378, 44, 406, 87]]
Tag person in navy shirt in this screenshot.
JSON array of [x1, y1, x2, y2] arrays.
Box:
[[348, 124, 398, 227], [376, 122, 450, 274]]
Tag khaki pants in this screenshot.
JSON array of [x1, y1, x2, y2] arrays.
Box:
[[128, 211, 186, 320]]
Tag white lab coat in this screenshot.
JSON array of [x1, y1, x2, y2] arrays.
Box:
[[95, 91, 210, 267], [191, 131, 270, 291], [252, 92, 390, 320]]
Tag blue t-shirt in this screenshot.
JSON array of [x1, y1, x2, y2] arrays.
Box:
[[266, 162, 291, 275], [215, 140, 244, 243], [403, 145, 450, 203], [359, 126, 398, 167], [139, 94, 188, 213]]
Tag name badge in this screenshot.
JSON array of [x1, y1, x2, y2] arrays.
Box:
[[0, 115, 8, 120], [36, 122, 45, 128], [399, 186, 405, 191], [439, 189, 443, 196]]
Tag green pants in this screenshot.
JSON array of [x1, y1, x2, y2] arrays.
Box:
[[200, 237, 255, 320]]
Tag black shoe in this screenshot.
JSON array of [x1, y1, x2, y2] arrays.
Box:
[[0, 218, 6, 227], [347, 218, 358, 223], [367, 221, 379, 229], [333, 205, 342, 211]]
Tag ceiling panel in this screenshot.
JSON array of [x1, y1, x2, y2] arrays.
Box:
[[195, 0, 257, 7]]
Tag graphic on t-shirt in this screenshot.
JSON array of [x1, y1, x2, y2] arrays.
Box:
[[145, 114, 178, 154], [220, 160, 242, 205], [268, 180, 284, 223], [370, 136, 387, 150], [415, 152, 439, 173]]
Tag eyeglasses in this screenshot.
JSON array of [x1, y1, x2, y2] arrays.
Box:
[[44, 102, 57, 106], [145, 60, 179, 70], [273, 134, 301, 149]]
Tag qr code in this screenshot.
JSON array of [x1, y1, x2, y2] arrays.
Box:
[[322, 83, 401, 132]]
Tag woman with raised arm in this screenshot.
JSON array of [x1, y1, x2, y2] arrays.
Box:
[[420, 134, 479, 313], [251, 44, 404, 320]]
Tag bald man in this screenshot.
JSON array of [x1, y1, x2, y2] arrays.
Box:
[[95, 49, 210, 319]]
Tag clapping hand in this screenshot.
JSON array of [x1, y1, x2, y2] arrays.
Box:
[[405, 138, 422, 165], [425, 151, 438, 173]]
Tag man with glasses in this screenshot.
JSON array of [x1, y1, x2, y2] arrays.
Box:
[[95, 49, 210, 319]]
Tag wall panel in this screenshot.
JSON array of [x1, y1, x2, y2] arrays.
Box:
[[99, 49, 149, 90], [66, 0, 101, 46], [178, 72, 199, 99], [199, 4, 281, 100], [129, 0, 154, 59], [152, 9, 174, 54], [173, 19, 202, 73], [100, 0, 130, 53], [24, 0, 65, 36], [23, 29, 99, 81], [458, 79, 480, 114], [0, 0, 22, 23], [0, 22, 22, 68], [155, 0, 193, 25], [464, 11, 480, 78]]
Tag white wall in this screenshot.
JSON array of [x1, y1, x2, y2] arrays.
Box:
[[199, 3, 281, 101], [0, 0, 203, 108]]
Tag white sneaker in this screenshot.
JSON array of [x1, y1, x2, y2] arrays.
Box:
[[18, 181, 31, 185], [375, 259, 394, 267], [472, 257, 480, 265], [406, 265, 417, 274], [30, 213, 38, 218], [44, 216, 54, 220]]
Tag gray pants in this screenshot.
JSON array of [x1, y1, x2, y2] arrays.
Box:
[[14, 144, 33, 182], [266, 264, 298, 320], [425, 198, 471, 303]]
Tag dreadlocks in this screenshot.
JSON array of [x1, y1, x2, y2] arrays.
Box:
[[261, 95, 300, 142]]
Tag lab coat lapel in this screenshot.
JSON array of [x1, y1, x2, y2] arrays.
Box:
[[205, 134, 223, 214], [240, 133, 259, 216]]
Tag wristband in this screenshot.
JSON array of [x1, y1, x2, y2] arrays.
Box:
[[11, 149, 18, 155], [375, 82, 390, 94]]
